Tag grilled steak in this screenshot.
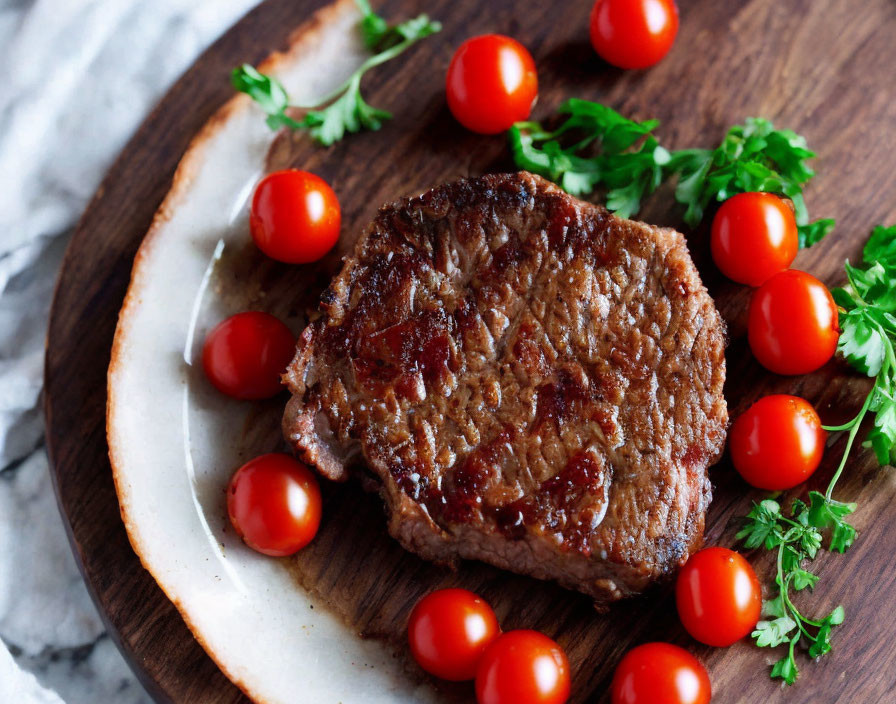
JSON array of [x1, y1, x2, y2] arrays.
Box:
[[283, 172, 727, 603]]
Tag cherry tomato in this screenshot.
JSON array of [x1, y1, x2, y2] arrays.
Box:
[[676, 547, 761, 647], [227, 453, 322, 557], [729, 395, 826, 490], [475, 630, 570, 704], [250, 169, 341, 263], [408, 588, 500, 681], [748, 269, 839, 375], [446, 34, 538, 134], [710, 192, 798, 286], [589, 0, 679, 70], [202, 311, 295, 400], [611, 642, 711, 704]]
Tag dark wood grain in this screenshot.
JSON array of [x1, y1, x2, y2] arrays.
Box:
[[45, 0, 896, 703]]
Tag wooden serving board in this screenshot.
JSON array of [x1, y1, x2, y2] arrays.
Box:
[[45, 0, 896, 702]]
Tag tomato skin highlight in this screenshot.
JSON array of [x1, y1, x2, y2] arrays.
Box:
[[227, 453, 322, 557], [408, 588, 500, 681], [748, 269, 839, 375], [730, 395, 826, 490], [589, 0, 679, 70], [676, 547, 761, 648], [446, 34, 538, 134], [711, 192, 798, 286], [201, 311, 296, 400], [475, 630, 570, 704], [250, 169, 341, 264], [610, 642, 710, 704]]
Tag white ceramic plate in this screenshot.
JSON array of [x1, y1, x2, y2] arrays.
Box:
[[107, 1, 438, 701]]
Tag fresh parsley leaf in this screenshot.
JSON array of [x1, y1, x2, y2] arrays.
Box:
[[752, 617, 797, 647], [808, 607, 844, 659], [300, 75, 392, 146], [736, 499, 783, 549], [780, 542, 804, 573], [806, 491, 857, 553], [864, 225, 896, 269], [230, 65, 304, 131], [770, 650, 799, 685], [556, 98, 660, 153], [829, 519, 858, 554], [791, 568, 819, 591], [389, 13, 442, 44], [762, 126, 816, 182], [233, 3, 440, 146], [806, 491, 856, 529], [867, 387, 896, 466], [355, 0, 389, 49], [838, 308, 887, 376], [798, 218, 836, 248], [603, 142, 671, 218], [843, 261, 896, 313], [668, 149, 712, 225], [762, 594, 787, 619], [799, 525, 822, 558], [356, 0, 439, 51], [827, 605, 846, 626]]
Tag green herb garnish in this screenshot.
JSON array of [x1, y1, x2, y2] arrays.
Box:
[[232, 0, 440, 146], [668, 118, 835, 244], [737, 497, 848, 685], [738, 224, 896, 684], [509, 100, 670, 218], [827, 224, 896, 467], [509, 102, 834, 245]]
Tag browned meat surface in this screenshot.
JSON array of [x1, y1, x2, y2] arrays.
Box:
[[283, 172, 727, 604]]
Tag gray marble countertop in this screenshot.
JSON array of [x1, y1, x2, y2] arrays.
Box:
[[0, 1, 257, 701]]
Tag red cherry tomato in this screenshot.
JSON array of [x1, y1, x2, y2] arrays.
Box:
[[589, 0, 679, 70], [676, 547, 761, 647], [748, 269, 839, 375], [250, 169, 341, 263], [227, 453, 322, 557], [711, 192, 799, 286], [408, 588, 500, 681], [611, 642, 711, 704], [475, 630, 570, 704], [202, 311, 295, 400], [446, 34, 538, 134], [730, 395, 827, 490]]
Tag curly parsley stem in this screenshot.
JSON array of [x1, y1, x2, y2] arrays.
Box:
[[821, 386, 875, 500], [787, 637, 799, 667], [781, 577, 824, 632], [775, 550, 820, 640]]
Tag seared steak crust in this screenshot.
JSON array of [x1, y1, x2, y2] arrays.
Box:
[[283, 172, 727, 603]]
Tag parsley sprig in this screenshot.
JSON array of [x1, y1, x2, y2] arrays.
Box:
[[232, 1, 440, 146], [738, 224, 896, 685], [829, 224, 896, 466], [737, 497, 848, 685], [509, 102, 834, 245]]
